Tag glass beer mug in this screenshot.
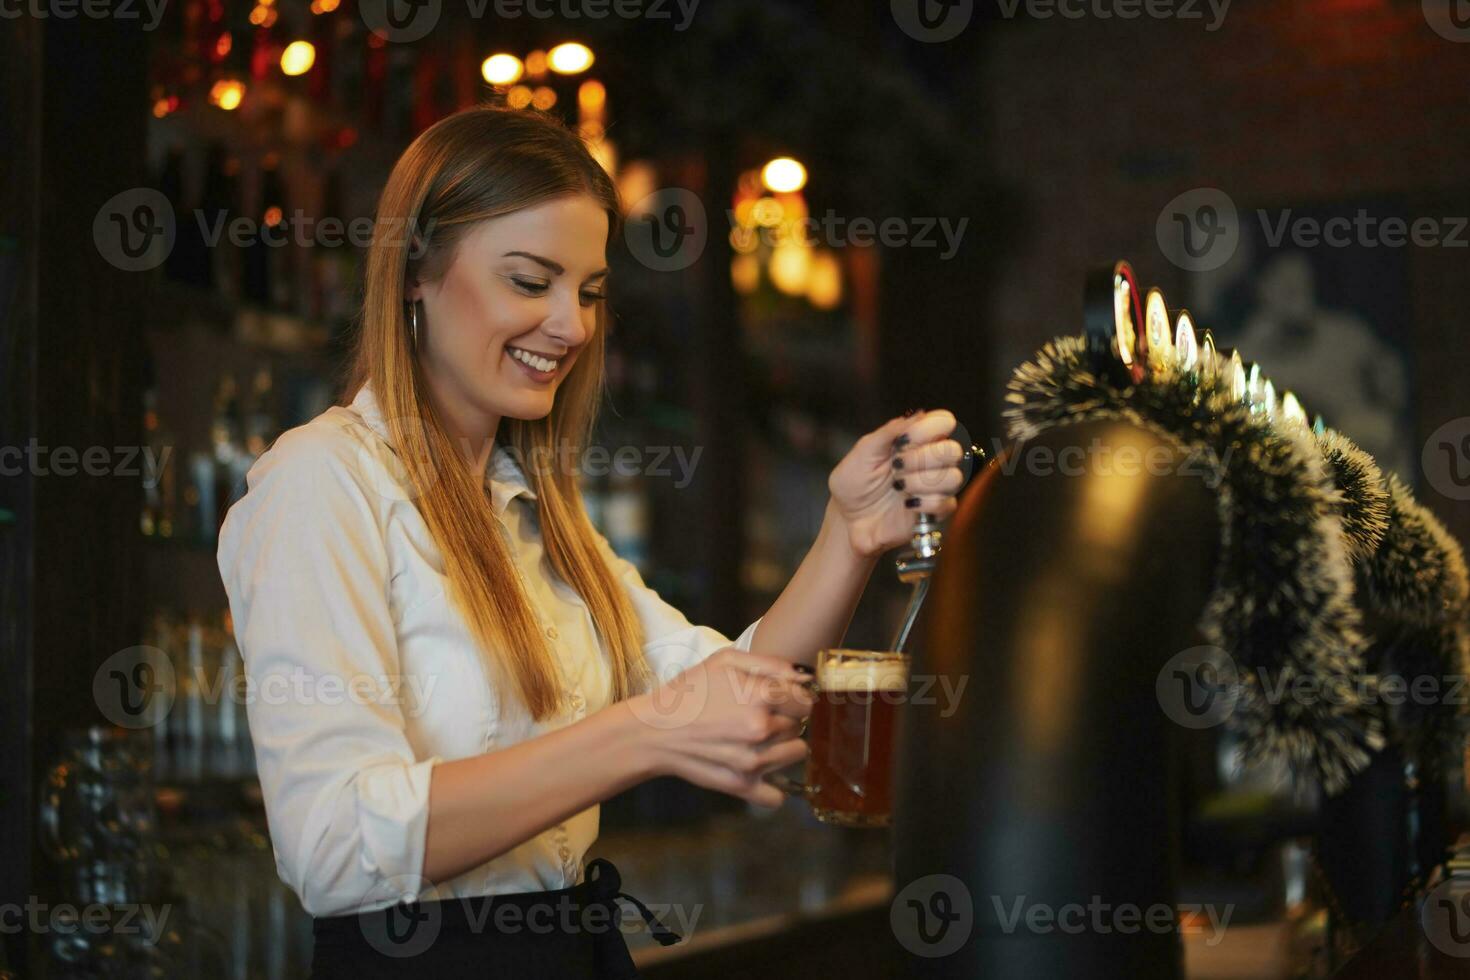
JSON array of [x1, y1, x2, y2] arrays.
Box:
[[768, 649, 909, 828]]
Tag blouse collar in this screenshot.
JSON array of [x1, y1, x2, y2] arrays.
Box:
[[347, 382, 537, 515]]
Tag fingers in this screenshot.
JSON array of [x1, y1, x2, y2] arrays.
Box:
[[892, 436, 964, 474], [900, 494, 959, 519], [891, 465, 964, 496], [868, 409, 957, 454]]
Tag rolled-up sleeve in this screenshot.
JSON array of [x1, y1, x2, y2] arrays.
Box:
[[591, 530, 762, 687], [217, 424, 441, 917]]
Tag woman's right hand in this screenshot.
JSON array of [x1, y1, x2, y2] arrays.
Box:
[[630, 648, 815, 808]]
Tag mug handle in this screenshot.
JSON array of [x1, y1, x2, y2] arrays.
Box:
[[765, 766, 818, 800]]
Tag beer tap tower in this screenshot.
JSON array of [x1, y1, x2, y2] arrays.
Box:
[[892, 264, 1223, 979]]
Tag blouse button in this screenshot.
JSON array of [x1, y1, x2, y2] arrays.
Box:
[[546, 625, 559, 640], [558, 845, 571, 861]]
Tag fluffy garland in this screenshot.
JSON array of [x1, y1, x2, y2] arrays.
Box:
[[1356, 473, 1470, 749], [1314, 429, 1390, 566], [1004, 335, 1382, 794]]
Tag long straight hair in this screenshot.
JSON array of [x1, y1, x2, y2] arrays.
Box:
[[340, 101, 649, 721]]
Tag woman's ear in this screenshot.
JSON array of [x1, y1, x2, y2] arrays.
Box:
[[406, 281, 423, 303]]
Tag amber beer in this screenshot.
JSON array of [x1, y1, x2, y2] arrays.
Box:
[[804, 650, 909, 827]]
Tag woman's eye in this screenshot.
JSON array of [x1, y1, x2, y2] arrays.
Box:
[[580, 290, 607, 306], [510, 277, 549, 294]]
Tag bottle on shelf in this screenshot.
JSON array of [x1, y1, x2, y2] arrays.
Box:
[[210, 373, 246, 537]]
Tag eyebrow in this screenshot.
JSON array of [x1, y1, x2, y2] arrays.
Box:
[[503, 250, 609, 279]]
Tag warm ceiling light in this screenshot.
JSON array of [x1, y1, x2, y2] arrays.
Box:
[[481, 53, 523, 85], [548, 43, 593, 74], [761, 157, 807, 193], [209, 79, 245, 111], [280, 41, 316, 76]]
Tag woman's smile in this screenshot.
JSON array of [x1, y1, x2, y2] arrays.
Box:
[[505, 343, 563, 383]]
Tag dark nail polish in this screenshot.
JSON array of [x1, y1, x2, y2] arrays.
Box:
[[892, 456, 904, 469], [893, 434, 910, 449], [905, 496, 921, 508], [892, 478, 905, 491]]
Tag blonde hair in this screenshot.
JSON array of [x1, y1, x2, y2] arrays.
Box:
[[340, 101, 649, 722]]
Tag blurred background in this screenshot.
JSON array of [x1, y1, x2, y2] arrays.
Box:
[[4, 0, 1470, 976]]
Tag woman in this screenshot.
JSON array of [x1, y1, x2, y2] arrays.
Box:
[[216, 101, 964, 978]]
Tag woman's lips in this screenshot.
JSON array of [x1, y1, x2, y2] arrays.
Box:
[[505, 346, 557, 383]]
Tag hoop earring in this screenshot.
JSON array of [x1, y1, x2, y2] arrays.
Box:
[[407, 300, 420, 351]]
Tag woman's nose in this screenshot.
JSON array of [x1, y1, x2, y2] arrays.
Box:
[[543, 294, 591, 348]]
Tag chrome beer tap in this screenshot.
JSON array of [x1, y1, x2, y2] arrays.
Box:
[[889, 422, 986, 653]]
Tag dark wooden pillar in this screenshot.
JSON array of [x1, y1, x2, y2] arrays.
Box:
[[0, 12, 149, 972]]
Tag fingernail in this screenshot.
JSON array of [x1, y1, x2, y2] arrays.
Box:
[[892, 478, 905, 491], [905, 496, 921, 508], [893, 434, 910, 449], [892, 456, 904, 470]]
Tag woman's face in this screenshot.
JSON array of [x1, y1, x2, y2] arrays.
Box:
[[410, 193, 609, 437]]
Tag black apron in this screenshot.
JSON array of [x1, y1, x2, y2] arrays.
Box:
[[309, 858, 681, 979]]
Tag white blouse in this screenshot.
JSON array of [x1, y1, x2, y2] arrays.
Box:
[[216, 381, 761, 918]]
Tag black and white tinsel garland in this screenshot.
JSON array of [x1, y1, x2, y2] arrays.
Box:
[[1314, 428, 1390, 566], [1004, 335, 1382, 794], [1356, 473, 1470, 750]]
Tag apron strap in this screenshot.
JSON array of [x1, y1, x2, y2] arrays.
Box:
[[584, 858, 682, 947]]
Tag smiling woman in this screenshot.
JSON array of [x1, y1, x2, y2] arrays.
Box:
[[215, 98, 962, 979]]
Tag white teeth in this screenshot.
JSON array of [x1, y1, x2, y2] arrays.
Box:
[[508, 347, 558, 373]]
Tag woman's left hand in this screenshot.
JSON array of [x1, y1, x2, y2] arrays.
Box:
[[827, 409, 966, 560]]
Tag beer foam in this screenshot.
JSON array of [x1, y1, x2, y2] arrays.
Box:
[[820, 659, 908, 693]]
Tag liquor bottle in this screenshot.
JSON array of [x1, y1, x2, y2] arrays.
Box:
[[202, 141, 243, 304], [261, 161, 295, 313], [211, 374, 245, 533]]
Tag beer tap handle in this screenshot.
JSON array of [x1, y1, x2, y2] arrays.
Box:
[[888, 422, 987, 653]]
